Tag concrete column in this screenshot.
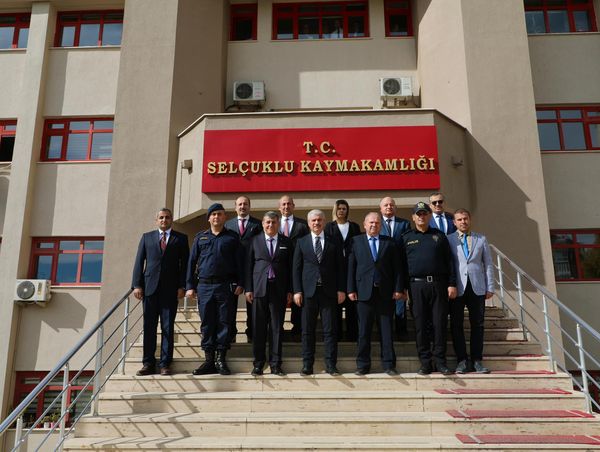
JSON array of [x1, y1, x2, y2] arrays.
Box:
[[0, 1, 55, 421]]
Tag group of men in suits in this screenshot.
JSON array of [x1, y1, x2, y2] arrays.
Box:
[[131, 191, 495, 377]]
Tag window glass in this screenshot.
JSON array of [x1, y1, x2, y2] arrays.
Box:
[[389, 14, 409, 35], [91, 132, 112, 159], [102, 23, 122, 45], [0, 136, 15, 162], [525, 11, 546, 33], [560, 109, 582, 119], [56, 254, 78, 283], [548, 10, 570, 32], [79, 23, 100, 46], [47, 136, 63, 159], [550, 232, 573, 244], [590, 123, 600, 148], [348, 17, 365, 37], [0, 27, 14, 48], [60, 240, 80, 250], [60, 26, 75, 46], [84, 241, 104, 250], [37, 242, 55, 249], [80, 254, 103, 283], [298, 18, 319, 39], [35, 256, 53, 280], [579, 248, 600, 279], [66, 134, 89, 160], [552, 248, 577, 279], [573, 10, 591, 31], [17, 27, 28, 48], [537, 110, 557, 120], [562, 122, 586, 149], [232, 18, 253, 40], [94, 120, 114, 130], [323, 17, 344, 38], [537, 123, 560, 150], [70, 121, 90, 131], [70, 389, 92, 419], [576, 233, 600, 245], [277, 18, 294, 39]]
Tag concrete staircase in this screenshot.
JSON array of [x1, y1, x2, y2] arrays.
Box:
[[64, 304, 600, 451]]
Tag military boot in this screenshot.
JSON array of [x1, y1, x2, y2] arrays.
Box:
[[192, 350, 217, 375], [215, 350, 231, 375]]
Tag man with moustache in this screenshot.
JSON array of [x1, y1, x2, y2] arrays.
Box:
[[225, 195, 262, 342], [347, 212, 406, 375], [428, 192, 457, 235], [293, 209, 345, 375], [402, 202, 457, 375], [245, 211, 293, 376]]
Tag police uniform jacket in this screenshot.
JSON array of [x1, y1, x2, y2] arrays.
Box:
[[402, 227, 456, 286]]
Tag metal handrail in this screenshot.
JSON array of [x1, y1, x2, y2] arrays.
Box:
[[0, 288, 142, 452], [491, 244, 600, 413]]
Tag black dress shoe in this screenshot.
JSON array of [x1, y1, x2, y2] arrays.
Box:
[[271, 366, 286, 376], [251, 366, 263, 376], [326, 366, 341, 376], [417, 364, 432, 375], [354, 368, 369, 376], [437, 365, 453, 376], [136, 365, 156, 376], [192, 361, 217, 376], [300, 366, 313, 376], [384, 368, 398, 376]]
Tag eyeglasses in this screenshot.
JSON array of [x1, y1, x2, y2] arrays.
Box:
[[431, 200, 444, 206]]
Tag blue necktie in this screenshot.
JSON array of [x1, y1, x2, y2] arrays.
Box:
[[437, 215, 445, 233], [369, 236, 377, 261], [267, 238, 275, 279], [462, 233, 469, 258]]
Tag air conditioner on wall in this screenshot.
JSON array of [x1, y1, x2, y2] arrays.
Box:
[[233, 81, 266, 102], [380, 77, 413, 97], [14, 279, 51, 306]]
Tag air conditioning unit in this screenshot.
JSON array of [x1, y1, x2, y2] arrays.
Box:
[[380, 77, 413, 97], [14, 279, 51, 305], [233, 81, 265, 102]]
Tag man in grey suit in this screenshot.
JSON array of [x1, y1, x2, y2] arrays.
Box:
[[448, 208, 495, 374]]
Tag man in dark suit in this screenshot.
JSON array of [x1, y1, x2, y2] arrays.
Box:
[[293, 209, 346, 375], [132, 207, 189, 376], [428, 192, 457, 235], [379, 196, 410, 339], [245, 211, 293, 376], [225, 195, 262, 342], [278, 195, 310, 340], [348, 212, 406, 375]]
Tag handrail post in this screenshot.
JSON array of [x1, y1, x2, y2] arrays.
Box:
[[13, 415, 23, 451], [58, 363, 70, 451], [120, 297, 130, 375], [183, 295, 188, 311], [496, 254, 506, 312], [541, 295, 555, 372], [92, 325, 104, 416], [576, 323, 593, 414], [516, 272, 527, 340]]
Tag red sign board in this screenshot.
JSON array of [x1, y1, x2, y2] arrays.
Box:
[[202, 126, 439, 193]]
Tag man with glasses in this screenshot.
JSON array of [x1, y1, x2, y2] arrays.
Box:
[[428, 192, 456, 235], [403, 202, 457, 375]]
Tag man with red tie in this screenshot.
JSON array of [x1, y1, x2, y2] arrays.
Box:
[[132, 208, 189, 376]]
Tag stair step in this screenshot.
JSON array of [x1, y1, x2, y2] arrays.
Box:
[[447, 409, 594, 419], [456, 433, 600, 446], [104, 372, 574, 393], [64, 435, 600, 450], [73, 411, 600, 437]]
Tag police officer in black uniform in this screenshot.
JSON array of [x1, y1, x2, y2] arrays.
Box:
[[186, 203, 244, 376], [402, 201, 457, 375]]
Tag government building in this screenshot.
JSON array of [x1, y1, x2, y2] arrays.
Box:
[[0, 0, 599, 448]]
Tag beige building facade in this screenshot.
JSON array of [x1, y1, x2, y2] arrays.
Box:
[[0, 0, 599, 424]]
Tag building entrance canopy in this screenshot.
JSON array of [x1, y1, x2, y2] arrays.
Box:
[[175, 109, 468, 222]]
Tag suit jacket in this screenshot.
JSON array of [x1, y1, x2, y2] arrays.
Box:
[[448, 231, 495, 297], [380, 215, 410, 244], [225, 215, 262, 244], [429, 212, 457, 235], [245, 233, 293, 299], [293, 233, 345, 299], [324, 220, 362, 259], [282, 216, 310, 246], [132, 230, 189, 297], [347, 234, 404, 301]]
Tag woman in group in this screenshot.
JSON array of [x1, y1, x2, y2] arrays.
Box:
[[325, 199, 362, 341]]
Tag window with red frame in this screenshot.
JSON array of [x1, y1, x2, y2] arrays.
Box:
[[525, 0, 597, 34], [41, 118, 113, 161], [384, 0, 413, 37], [551, 230, 600, 281], [231, 4, 257, 40], [0, 13, 29, 49], [55, 10, 123, 47], [537, 106, 600, 152], [273, 1, 369, 40], [13, 371, 93, 428], [570, 370, 600, 413], [0, 120, 16, 162], [30, 238, 104, 285]]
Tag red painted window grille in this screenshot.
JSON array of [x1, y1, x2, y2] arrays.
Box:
[[384, 0, 413, 37], [537, 106, 600, 152], [272, 1, 369, 40], [55, 10, 123, 47], [29, 238, 104, 285], [525, 0, 597, 34], [0, 13, 30, 49], [231, 4, 258, 40], [551, 230, 600, 281], [41, 118, 114, 161]]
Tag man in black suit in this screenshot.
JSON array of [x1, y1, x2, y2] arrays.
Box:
[[348, 212, 406, 376], [293, 209, 346, 375], [132, 208, 189, 376], [225, 195, 262, 342], [278, 195, 309, 340], [428, 192, 457, 235], [245, 211, 293, 376], [379, 196, 411, 339]]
